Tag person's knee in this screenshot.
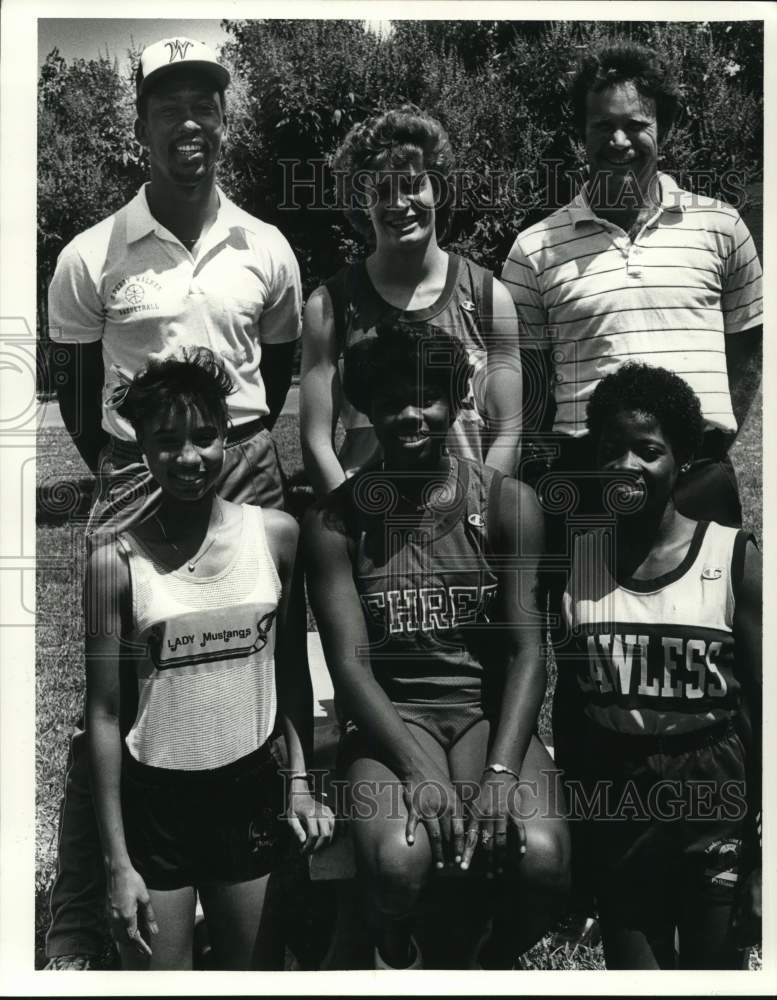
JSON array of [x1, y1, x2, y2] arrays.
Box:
[[514, 819, 572, 899], [365, 829, 430, 918]]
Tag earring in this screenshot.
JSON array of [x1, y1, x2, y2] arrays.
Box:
[[680, 461, 692, 473]]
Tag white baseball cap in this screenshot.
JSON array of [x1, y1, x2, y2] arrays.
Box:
[[136, 37, 230, 99]]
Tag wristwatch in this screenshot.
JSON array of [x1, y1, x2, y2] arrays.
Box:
[[484, 762, 520, 782]]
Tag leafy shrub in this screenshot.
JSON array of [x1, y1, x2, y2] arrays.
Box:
[[219, 18, 763, 282], [37, 20, 763, 330]]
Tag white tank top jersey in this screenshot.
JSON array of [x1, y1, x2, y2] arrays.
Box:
[[118, 505, 282, 771], [560, 520, 749, 735]]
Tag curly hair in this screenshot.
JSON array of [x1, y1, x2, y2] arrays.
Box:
[[116, 346, 235, 440], [342, 321, 472, 419], [332, 105, 455, 240], [586, 362, 704, 461], [569, 41, 684, 138]]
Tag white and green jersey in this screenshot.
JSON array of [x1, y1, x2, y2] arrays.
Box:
[[559, 520, 751, 735], [119, 505, 281, 771]]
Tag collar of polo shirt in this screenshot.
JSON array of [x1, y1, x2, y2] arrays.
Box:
[[568, 172, 687, 228], [125, 184, 264, 246]]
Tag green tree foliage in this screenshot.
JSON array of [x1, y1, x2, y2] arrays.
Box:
[[218, 19, 390, 289], [379, 20, 763, 268], [38, 49, 146, 339], [218, 18, 762, 287], [37, 20, 763, 313]]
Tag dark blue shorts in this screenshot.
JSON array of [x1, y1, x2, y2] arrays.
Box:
[[337, 701, 490, 776], [558, 716, 750, 916], [121, 744, 289, 891]]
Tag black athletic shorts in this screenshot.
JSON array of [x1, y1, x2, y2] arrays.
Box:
[[559, 716, 750, 920], [121, 743, 289, 891]]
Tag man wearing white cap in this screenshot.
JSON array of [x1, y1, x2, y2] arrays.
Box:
[[50, 36, 301, 526], [44, 37, 301, 968]]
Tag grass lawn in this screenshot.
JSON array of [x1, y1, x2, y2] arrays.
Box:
[[35, 395, 763, 970]]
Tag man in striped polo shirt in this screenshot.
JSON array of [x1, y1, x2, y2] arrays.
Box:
[[502, 40, 762, 528]]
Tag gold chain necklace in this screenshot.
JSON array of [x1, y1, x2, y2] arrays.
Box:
[[154, 502, 224, 573]]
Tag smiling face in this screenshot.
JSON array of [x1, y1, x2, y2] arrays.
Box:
[[138, 402, 224, 503], [584, 81, 660, 208], [370, 374, 452, 471], [136, 73, 226, 189], [361, 154, 437, 250], [595, 409, 681, 518]]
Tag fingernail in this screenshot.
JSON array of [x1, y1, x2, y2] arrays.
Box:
[[521, 845, 527, 854], [460, 862, 469, 871], [407, 836, 414, 844], [436, 861, 444, 869], [455, 855, 462, 863]]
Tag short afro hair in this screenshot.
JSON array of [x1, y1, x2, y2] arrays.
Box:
[[332, 105, 454, 240], [115, 346, 235, 441], [569, 40, 683, 138], [342, 322, 472, 419], [586, 362, 704, 461]]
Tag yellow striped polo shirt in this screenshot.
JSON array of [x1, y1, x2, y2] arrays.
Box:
[[501, 173, 762, 437]]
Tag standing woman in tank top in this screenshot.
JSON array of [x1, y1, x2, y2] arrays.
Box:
[[304, 324, 570, 970], [552, 363, 761, 969], [84, 348, 333, 970], [300, 105, 524, 495]]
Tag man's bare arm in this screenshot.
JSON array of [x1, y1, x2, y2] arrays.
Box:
[[260, 341, 296, 431], [726, 325, 762, 432]]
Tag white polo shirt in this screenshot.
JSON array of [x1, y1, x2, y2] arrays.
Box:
[[501, 173, 763, 437], [48, 185, 302, 441]]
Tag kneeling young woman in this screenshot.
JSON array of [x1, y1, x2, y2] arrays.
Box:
[[85, 348, 333, 970], [553, 363, 761, 969], [304, 323, 569, 969]]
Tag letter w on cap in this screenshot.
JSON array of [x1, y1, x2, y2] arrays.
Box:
[[165, 39, 194, 63]]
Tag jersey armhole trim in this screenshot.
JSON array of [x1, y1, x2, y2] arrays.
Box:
[[481, 267, 493, 334], [114, 534, 136, 636], [485, 468, 505, 555], [323, 268, 347, 356], [249, 505, 284, 603], [731, 529, 756, 604], [470, 260, 494, 335]]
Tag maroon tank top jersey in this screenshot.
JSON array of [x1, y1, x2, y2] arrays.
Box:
[[340, 457, 505, 711], [325, 254, 495, 475]]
